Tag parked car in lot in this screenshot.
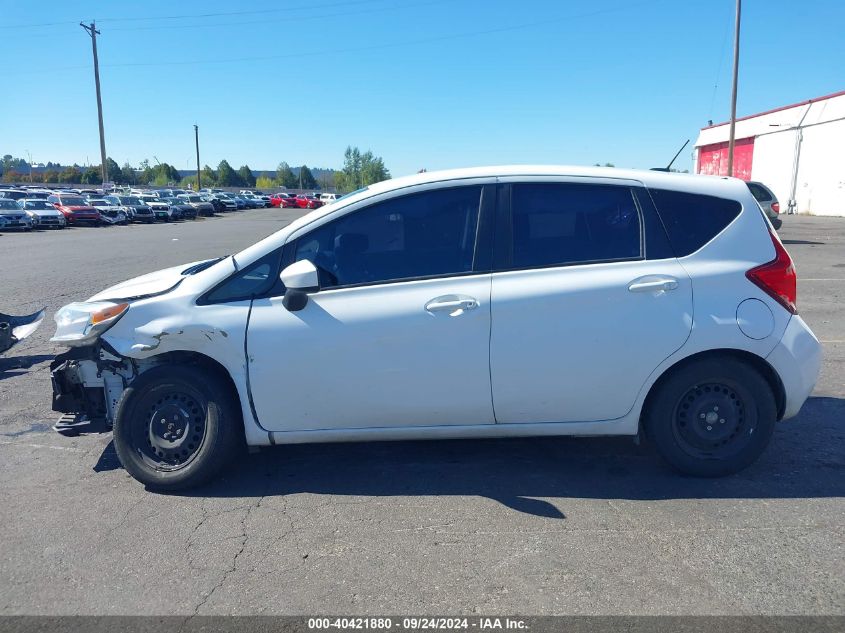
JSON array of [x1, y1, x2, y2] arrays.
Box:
[[164, 198, 195, 220], [0, 189, 29, 201], [225, 193, 247, 210], [206, 195, 236, 212], [48, 166, 822, 490], [747, 181, 782, 230], [115, 196, 155, 223], [18, 199, 66, 229], [296, 194, 323, 209], [47, 193, 101, 225], [141, 196, 174, 221], [0, 198, 34, 230], [177, 194, 215, 217], [270, 193, 295, 207], [319, 193, 341, 205], [87, 199, 128, 225]]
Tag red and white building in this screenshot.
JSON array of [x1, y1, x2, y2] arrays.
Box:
[[693, 90, 845, 216]]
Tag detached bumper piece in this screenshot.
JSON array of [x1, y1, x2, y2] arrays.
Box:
[[0, 309, 45, 354], [50, 348, 110, 436]]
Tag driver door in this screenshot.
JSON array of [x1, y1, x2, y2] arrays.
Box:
[[246, 183, 497, 432]]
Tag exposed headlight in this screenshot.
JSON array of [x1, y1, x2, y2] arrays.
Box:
[[51, 302, 129, 347]]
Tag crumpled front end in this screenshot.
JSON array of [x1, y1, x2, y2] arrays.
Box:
[[50, 343, 139, 435]]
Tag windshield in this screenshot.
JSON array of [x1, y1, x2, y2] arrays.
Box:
[[59, 196, 86, 206], [23, 201, 53, 210], [88, 200, 108, 207], [121, 197, 142, 205], [0, 199, 19, 210]]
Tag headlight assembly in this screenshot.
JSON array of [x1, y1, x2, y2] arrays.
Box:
[[51, 302, 129, 347]]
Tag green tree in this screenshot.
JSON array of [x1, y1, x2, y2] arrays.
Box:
[[59, 166, 82, 183], [216, 159, 239, 186], [276, 161, 297, 189], [255, 175, 275, 190], [335, 146, 390, 192], [360, 150, 390, 186], [298, 165, 317, 189], [121, 163, 137, 185], [237, 165, 256, 188], [105, 157, 123, 183], [42, 170, 60, 183], [80, 167, 100, 184], [201, 164, 217, 186]]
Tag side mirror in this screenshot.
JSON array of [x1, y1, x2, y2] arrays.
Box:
[[280, 260, 319, 312]]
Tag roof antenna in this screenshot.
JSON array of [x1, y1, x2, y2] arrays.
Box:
[[651, 139, 689, 172]]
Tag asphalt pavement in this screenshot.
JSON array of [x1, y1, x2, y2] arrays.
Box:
[[0, 210, 842, 615]]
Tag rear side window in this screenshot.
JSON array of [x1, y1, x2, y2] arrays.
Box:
[[648, 189, 741, 257], [746, 182, 771, 202], [509, 183, 642, 269]]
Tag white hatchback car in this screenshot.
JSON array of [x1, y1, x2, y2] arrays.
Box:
[[50, 166, 821, 489]]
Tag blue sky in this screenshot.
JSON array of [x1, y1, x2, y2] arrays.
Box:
[[2, 0, 842, 176]]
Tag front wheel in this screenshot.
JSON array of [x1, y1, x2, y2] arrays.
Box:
[[645, 357, 777, 477], [113, 364, 243, 490]]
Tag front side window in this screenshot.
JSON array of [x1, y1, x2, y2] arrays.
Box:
[[509, 183, 642, 269], [294, 186, 482, 288]]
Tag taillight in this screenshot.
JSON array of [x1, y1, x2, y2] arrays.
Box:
[[746, 228, 797, 314], [771, 202, 780, 214]]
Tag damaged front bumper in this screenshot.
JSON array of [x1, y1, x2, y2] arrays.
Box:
[[50, 344, 136, 435]]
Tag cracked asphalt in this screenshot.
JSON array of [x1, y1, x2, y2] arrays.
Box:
[[0, 209, 842, 615]]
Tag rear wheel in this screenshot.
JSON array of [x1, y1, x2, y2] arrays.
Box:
[[645, 357, 777, 477], [113, 364, 243, 490]]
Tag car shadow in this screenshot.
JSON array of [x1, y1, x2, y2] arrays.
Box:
[[782, 239, 825, 245], [102, 396, 845, 517], [0, 354, 54, 381]]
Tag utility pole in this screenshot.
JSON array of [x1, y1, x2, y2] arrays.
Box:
[[80, 21, 108, 187], [726, 0, 741, 177], [26, 150, 33, 183], [194, 125, 201, 191]]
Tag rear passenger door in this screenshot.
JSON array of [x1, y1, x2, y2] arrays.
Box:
[[489, 179, 693, 424]]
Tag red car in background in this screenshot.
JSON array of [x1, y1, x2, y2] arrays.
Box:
[[296, 195, 323, 209], [270, 193, 299, 208], [47, 193, 101, 225]]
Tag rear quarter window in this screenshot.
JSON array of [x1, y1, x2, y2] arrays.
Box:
[[648, 189, 741, 257]]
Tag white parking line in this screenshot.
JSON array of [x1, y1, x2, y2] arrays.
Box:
[[801, 278, 845, 281]]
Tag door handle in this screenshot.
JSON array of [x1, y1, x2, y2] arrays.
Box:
[[425, 296, 478, 314], [628, 276, 679, 293]]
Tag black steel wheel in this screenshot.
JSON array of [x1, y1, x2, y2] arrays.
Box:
[[646, 356, 777, 477], [113, 364, 243, 490]]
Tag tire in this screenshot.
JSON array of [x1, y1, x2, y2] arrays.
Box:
[[644, 356, 777, 477], [113, 364, 243, 490]]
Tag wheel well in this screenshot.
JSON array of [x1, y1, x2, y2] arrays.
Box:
[[146, 351, 243, 418], [641, 349, 787, 425]]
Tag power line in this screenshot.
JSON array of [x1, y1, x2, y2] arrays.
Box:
[[0, 0, 390, 30], [108, 0, 450, 32], [63, 0, 674, 71], [5, 0, 670, 76]]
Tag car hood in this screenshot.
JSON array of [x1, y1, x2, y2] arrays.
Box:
[[29, 209, 63, 217], [87, 261, 197, 302]]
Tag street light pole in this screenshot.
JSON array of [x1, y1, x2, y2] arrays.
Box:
[[80, 21, 108, 187], [726, 0, 741, 177]]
